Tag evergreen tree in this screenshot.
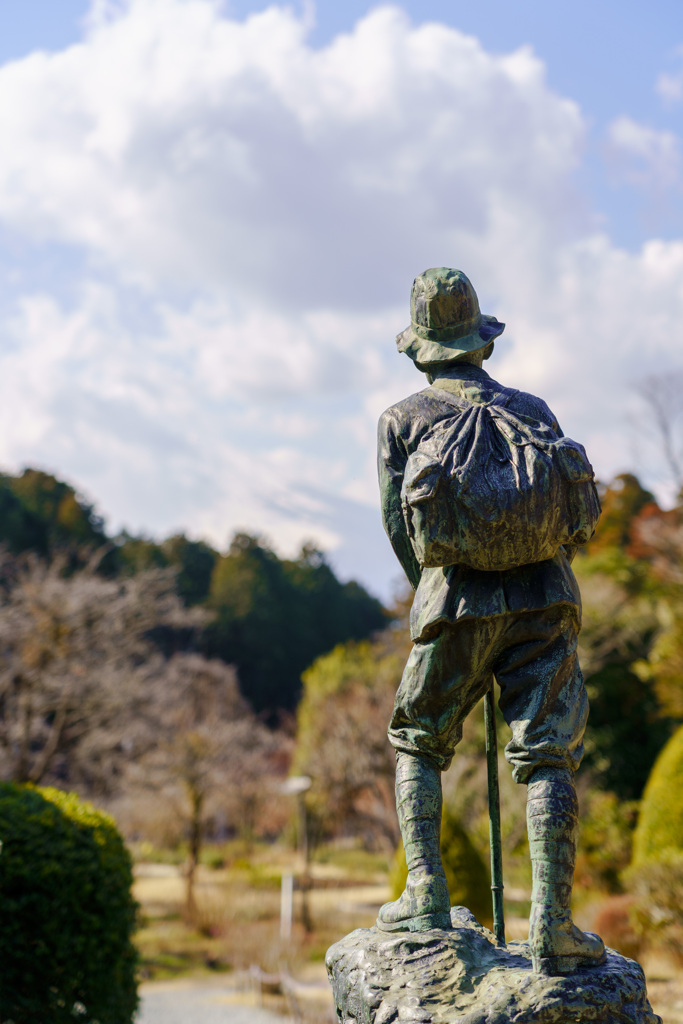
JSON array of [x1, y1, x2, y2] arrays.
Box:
[[205, 534, 387, 714], [0, 469, 105, 555]]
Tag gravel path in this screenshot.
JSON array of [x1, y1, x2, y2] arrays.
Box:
[[136, 979, 289, 1024]]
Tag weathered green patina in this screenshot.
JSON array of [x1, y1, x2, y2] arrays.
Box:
[[327, 909, 662, 1024], [375, 269, 604, 976]]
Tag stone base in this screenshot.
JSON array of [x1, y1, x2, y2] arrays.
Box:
[[325, 907, 661, 1024]]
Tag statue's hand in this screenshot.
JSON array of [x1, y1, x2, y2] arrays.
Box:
[[561, 544, 578, 565]]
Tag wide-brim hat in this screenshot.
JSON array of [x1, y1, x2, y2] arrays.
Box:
[[396, 267, 505, 371]]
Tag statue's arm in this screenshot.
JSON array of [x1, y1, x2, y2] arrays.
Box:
[[377, 410, 422, 591], [562, 543, 579, 564]]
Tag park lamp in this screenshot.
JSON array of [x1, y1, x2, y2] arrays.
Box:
[[279, 775, 311, 796], [279, 775, 313, 936]]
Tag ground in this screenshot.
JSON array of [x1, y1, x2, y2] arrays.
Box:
[[132, 844, 683, 1024], [137, 978, 289, 1024]]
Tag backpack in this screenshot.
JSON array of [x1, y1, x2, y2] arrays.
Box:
[[400, 386, 601, 571]]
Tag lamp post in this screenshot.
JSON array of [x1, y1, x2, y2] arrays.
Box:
[[280, 775, 312, 934]]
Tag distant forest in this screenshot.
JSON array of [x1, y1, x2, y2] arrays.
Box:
[[0, 468, 388, 715]]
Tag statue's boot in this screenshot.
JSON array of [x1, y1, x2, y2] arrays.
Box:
[[527, 769, 606, 975], [377, 752, 451, 932]]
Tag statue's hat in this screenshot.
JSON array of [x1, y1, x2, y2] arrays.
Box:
[[396, 268, 505, 371]]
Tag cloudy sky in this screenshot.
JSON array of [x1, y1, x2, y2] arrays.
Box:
[[0, 0, 682, 600]]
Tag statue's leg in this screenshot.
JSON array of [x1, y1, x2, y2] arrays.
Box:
[[376, 752, 451, 931], [494, 605, 605, 975], [526, 767, 605, 975], [379, 620, 501, 932]]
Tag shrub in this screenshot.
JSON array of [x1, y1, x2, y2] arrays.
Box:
[[623, 852, 683, 960], [592, 894, 642, 960], [632, 723, 683, 866], [575, 790, 638, 892], [390, 804, 491, 925], [0, 783, 138, 1024]]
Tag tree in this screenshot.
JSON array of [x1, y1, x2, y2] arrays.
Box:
[[573, 557, 669, 800], [134, 653, 281, 913], [0, 480, 48, 555], [114, 531, 169, 572], [294, 629, 407, 849], [629, 501, 683, 589], [639, 371, 683, 497], [586, 473, 655, 554], [0, 470, 388, 717], [0, 469, 107, 558], [567, 474, 683, 800], [627, 503, 683, 718], [205, 533, 387, 715], [0, 549, 202, 792], [115, 532, 218, 607], [160, 534, 218, 606], [4, 468, 106, 551]]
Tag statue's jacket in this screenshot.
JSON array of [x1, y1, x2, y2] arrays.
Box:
[[377, 364, 581, 643]]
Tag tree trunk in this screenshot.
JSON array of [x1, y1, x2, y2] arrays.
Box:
[[15, 682, 32, 784], [185, 788, 203, 922], [29, 693, 69, 785]]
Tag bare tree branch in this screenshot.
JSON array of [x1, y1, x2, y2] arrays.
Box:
[[639, 372, 683, 495], [0, 549, 206, 789]]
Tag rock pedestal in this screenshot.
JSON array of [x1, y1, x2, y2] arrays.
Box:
[[325, 907, 661, 1024]]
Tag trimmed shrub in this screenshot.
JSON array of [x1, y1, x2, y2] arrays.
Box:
[[632, 723, 683, 866], [0, 784, 138, 1024], [390, 804, 491, 925]]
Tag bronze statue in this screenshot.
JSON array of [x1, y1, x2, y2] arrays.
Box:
[[376, 268, 605, 977]]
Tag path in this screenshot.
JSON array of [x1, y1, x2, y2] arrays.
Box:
[[136, 978, 290, 1024]]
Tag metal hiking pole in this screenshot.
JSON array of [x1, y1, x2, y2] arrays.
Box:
[[484, 681, 505, 944]]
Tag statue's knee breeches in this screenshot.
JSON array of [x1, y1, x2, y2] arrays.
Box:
[[387, 604, 586, 779], [495, 605, 587, 784], [387, 617, 499, 771]]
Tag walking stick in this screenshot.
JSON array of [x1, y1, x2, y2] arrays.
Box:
[[484, 682, 505, 944]]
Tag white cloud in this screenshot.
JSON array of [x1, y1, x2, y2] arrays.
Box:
[[0, 1, 586, 305], [656, 47, 683, 104], [606, 115, 681, 191], [0, 1, 681, 597], [494, 234, 683, 496], [657, 71, 683, 104]]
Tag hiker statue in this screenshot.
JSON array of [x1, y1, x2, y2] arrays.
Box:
[[327, 270, 660, 1022], [376, 268, 604, 977]]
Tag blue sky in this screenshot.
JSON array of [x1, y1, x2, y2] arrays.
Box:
[[0, 0, 681, 599]]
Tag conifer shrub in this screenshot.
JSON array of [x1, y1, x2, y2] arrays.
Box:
[[0, 783, 138, 1024], [632, 723, 683, 865], [624, 726, 683, 957], [390, 804, 491, 925]]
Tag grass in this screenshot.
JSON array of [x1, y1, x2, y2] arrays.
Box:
[[312, 843, 391, 878], [133, 840, 385, 983]]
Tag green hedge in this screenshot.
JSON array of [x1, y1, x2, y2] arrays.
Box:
[[390, 804, 491, 925], [0, 784, 138, 1024], [632, 723, 683, 866]]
